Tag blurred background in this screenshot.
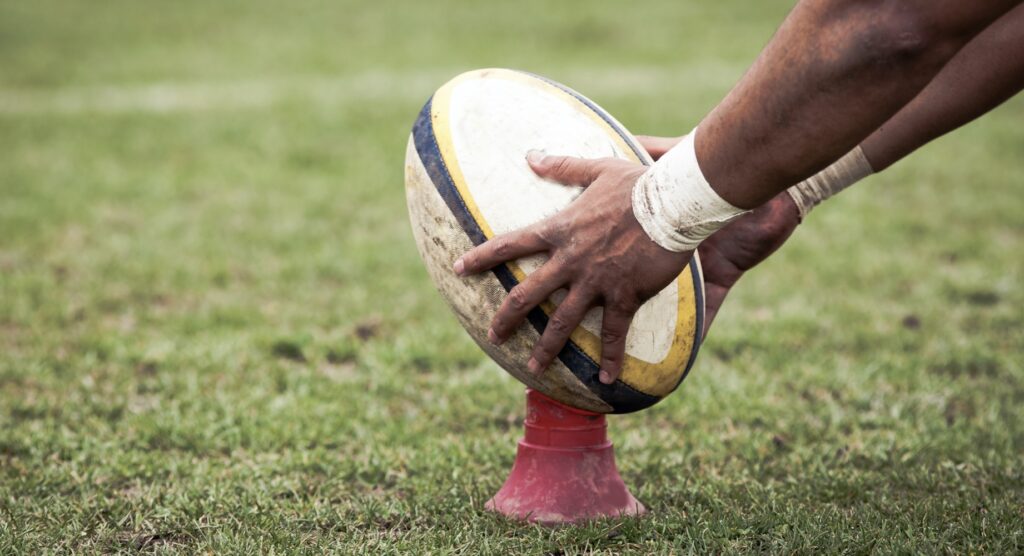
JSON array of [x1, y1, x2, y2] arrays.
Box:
[[1, 0, 1021, 552]]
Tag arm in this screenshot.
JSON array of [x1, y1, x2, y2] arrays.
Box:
[[640, 1, 1024, 169], [456, 1, 1021, 385], [861, 2, 1024, 171], [696, 0, 1020, 209], [657, 2, 1024, 335]]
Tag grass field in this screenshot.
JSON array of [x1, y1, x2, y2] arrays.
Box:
[[2, 1, 1022, 553]]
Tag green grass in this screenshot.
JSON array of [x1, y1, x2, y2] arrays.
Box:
[[1, 1, 1022, 553]]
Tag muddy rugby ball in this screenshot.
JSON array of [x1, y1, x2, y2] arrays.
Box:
[[404, 68, 704, 413]]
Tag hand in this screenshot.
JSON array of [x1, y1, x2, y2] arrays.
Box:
[[454, 151, 692, 385], [696, 192, 800, 334], [636, 135, 801, 336]]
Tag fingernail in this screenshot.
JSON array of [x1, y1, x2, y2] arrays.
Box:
[[487, 328, 499, 345], [526, 149, 545, 165], [453, 258, 465, 276], [599, 370, 613, 384], [528, 357, 540, 373]]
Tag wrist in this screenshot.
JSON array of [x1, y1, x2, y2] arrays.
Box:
[[631, 129, 749, 252], [786, 146, 874, 221]]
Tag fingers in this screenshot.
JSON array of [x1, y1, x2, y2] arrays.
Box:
[[701, 283, 729, 339], [527, 150, 607, 187], [528, 289, 593, 375], [597, 305, 635, 384], [488, 261, 567, 344], [634, 135, 683, 161], [455, 224, 547, 276]]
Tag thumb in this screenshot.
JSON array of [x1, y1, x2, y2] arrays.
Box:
[[634, 135, 683, 161], [527, 150, 605, 187]]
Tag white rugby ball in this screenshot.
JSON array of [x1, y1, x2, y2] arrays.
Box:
[[405, 68, 704, 413]]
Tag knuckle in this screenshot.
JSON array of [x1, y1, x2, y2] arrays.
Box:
[[492, 238, 511, 258], [543, 216, 573, 242], [507, 286, 530, 311], [548, 221, 568, 240], [548, 157, 570, 175], [606, 295, 637, 314], [532, 345, 552, 363], [528, 226, 551, 248], [551, 249, 574, 267], [602, 327, 627, 345], [547, 315, 573, 335], [534, 225, 553, 245]]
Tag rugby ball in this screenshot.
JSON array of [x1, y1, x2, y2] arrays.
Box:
[[404, 68, 704, 413]]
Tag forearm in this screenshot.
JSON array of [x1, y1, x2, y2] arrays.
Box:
[[696, 0, 1020, 209], [788, 5, 1024, 217], [861, 3, 1024, 171]]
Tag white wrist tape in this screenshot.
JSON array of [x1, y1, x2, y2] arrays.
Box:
[[786, 146, 873, 221], [631, 130, 748, 252]]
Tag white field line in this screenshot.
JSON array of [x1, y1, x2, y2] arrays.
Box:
[[0, 64, 745, 115]]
